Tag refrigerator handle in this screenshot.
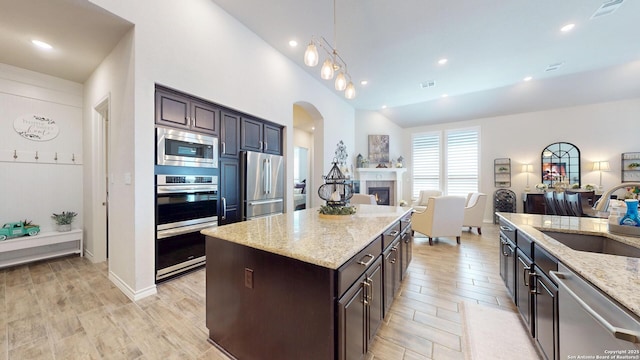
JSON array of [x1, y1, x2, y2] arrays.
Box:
[[263, 158, 269, 195], [267, 158, 271, 194], [221, 197, 227, 220]]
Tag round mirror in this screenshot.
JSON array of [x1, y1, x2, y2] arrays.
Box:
[[541, 142, 580, 188]]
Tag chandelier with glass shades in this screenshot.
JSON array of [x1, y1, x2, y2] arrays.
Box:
[[303, 0, 356, 99]]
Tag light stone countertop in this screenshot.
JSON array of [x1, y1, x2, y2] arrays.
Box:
[[497, 213, 640, 317], [202, 205, 412, 270]]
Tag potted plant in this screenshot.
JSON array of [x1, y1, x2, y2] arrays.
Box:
[[51, 211, 77, 232]]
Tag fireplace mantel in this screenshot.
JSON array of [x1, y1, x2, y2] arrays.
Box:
[[355, 168, 407, 205]]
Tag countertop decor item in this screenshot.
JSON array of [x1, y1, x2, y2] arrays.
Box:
[[317, 159, 353, 208], [51, 211, 77, 232]]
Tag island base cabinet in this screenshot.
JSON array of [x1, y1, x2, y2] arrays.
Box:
[[338, 256, 383, 360], [205, 237, 335, 360]]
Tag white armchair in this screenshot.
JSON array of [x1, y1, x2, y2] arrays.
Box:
[[411, 195, 466, 245], [350, 194, 377, 205], [463, 192, 487, 235], [411, 190, 443, 212]]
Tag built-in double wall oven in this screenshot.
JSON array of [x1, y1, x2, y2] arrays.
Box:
[[156, 174, 218, 281]]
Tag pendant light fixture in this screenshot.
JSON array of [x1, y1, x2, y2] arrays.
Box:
[[303, 0, 356, 99]]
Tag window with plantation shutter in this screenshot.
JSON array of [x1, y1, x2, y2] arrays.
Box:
[[412, 133, 440, 198], [446, 129, 479, 196], [411, 127, 479, 199]]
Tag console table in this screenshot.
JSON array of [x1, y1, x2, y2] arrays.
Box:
[[0, 229, 83, 268]]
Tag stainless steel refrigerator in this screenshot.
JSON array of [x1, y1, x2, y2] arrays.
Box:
[[240, 151, 284, 220]]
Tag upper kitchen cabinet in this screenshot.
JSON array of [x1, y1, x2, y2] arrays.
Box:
[[240, 117, 282, 155], [220, 111, 240, 158], [155, 87, 220, 136]]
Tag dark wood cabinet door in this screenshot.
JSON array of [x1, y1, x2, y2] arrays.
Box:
[[240, 117, 263, 152], [263, 123, 282, 155], [219, 159, 240, 225], [367, 257, 384, 341], [220, 111, 240, 158], [155, 90, 189, 129], [535, 271, 558, 360], [190, 100, 219, 135], [400, 229, 412, 280], [338, 280, 366, 360], [516, 250, 534, 336]]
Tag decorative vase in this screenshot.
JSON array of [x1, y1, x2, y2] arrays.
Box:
[[619, 199, 640, 227], [57, 224, 72, 232]]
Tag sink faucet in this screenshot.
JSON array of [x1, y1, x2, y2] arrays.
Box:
[[592, 182, 640, 212]]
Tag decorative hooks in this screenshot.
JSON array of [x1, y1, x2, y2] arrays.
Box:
[[13, 150, 17, 159]]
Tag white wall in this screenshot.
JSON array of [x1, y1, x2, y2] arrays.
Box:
[[0, 63, 83, 233], [354, 110, 405, 168], [88, 0, 356, 298], [401, 97, 640, 222], [83, 29, 138, 296]]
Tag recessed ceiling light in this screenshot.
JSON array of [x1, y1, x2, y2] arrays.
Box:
[[31, 39, 52, 50], [560, 23, 575, 32], [441, 94, 448, 98], [381, 105, 387, 109], [311, 126, 315, 131], [438, 58, 448, 65], [523, 76, 533, 81], [360, 80, 368, 86], [289, 40, 298, 47]]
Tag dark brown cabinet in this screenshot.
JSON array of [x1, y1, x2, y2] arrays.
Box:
[[220, 111, 240, 158], [219, 159, 241, 225], [155, 88, 219, 135], [533, 244, 559, 360], [498, 216, 560, 360], [240, 117, 282, 155], [383, 238, 401, 316], [523, 193, 546, 214], [338, 256, 383, 360], [534, 269, 558, 360], [516, 249, 533, 336], [499, 230, 516, 301]]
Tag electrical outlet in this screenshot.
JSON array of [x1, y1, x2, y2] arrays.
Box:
[[244, 268, 254, 289]]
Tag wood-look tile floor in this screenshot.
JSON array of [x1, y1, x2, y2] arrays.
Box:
[[0, 223, 518, 360]]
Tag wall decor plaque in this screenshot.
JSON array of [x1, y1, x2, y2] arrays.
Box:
[[13, 114, 59, 141]]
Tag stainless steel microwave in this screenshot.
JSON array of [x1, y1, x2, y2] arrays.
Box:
[[156, 127, 218, 168]]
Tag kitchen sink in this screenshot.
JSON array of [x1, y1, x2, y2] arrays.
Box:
[[541, 231, 640, 258]]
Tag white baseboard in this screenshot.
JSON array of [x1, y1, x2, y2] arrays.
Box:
[[109, 271, 157, 301]]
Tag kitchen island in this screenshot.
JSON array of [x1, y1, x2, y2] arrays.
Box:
[[202, 205, 413, 360], [496, 213, 640, 359], [497, 213, 640, 316]]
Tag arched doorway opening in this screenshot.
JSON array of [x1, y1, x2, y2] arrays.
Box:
[[293, 102, 323, 208]]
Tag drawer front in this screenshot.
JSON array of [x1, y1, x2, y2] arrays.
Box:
[[498, 218, 516, 243], [338, 236, 382, 296], [517, 231, 534, 260], [382, 221, 401, 250], [534, 243, 558, 278], [400, 213, 412, 232]]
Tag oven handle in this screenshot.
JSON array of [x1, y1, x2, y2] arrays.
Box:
[[157, 221, 218, 239], [248, 198, 283, 206], [157, 186, 218, 194]]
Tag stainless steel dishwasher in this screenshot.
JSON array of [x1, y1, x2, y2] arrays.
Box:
[[550, 263, 640, 358]]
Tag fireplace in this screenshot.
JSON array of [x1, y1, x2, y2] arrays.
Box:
[[368, 187, 390, 205]]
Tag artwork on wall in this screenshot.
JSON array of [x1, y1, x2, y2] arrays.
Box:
[[13, 114, 59, 141], [368, 135, 389, 164]]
